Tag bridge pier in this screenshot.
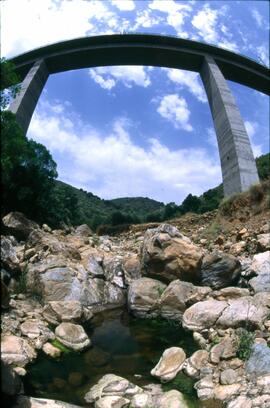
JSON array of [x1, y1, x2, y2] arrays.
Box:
[[200, 56, 259, 197], [9, 59, 49, 135]]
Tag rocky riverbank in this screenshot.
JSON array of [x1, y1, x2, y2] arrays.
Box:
[[1, 210, 270, 408]]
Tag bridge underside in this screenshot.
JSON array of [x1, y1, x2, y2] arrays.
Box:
[[9, 34, 269, 197]]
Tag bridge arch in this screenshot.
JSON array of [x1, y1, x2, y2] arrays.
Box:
[[9, 34, 270, 196]]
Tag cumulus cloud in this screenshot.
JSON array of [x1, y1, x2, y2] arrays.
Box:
[[149, 0, 192, 35], [164, 69, 207, 102], [0, 0, 117, 57], [89, 66, 151, 89], [111, 0, 135, 11], [156, 94, 193, 131], [191, 4, 219, 43], [27, 99, 221, 203]]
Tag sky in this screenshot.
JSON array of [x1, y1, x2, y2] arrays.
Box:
[[1, 0, 269, 204]]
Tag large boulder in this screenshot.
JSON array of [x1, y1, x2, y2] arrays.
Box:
[[2, 212, 39, 241], [1, 335, 36, 367], [160, 280, 211, 320], [200, 252, 241, 289], [246, 344, 270, 376], [158, 390, 189, 408], [141, 224, 203, 283], [182, 299, 228, 331], [74, 224, 93, 237], [128, 277, 166, 318], [151, 347, 186, 382], [55, 323, 91, 351], [183, 293, 270, 331]]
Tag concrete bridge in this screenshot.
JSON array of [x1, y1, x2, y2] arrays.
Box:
[[9, 34, 270, 196]]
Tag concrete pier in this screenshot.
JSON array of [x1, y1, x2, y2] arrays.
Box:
[[200, 56, 259, 196], [9, 59, 49, 135]]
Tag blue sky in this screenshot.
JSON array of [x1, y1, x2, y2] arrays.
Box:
[[1, 0, 269, 204]]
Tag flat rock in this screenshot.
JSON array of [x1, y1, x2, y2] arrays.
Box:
[[84, 374, 143, 404], [151, 347, 186, 382], [158, 390, 189, 408], [42, 342, 61, 358], [55, 323, 90, 351], [182, 300, 227, 331], [13, 396, 83, 408], [2, 212, 39, 241], [43, 301, 83, 324]]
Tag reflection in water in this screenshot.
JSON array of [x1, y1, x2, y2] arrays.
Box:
[[24, 309, 201, 407]]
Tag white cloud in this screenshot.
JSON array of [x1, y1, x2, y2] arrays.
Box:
[[156, 94, 193, 131], [27, 99, 221, 203], [149, 0, 192, 35], [244, 121, 263, 157], [111, 0, 135, 11], [256, 45, 269, 66], [251, 9, 263, 27], [191, 5, 219, 43], [164, 69, 207, 102], [0, 0, 115, 57], [217, 40, 238, 52], [134, 9, 163, 29], [89, 66, 151, 89]]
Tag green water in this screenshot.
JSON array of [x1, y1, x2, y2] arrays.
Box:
[[24, 309, 202, 407]]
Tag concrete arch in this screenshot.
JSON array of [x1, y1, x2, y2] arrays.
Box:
[[9, 34, 270, 196]]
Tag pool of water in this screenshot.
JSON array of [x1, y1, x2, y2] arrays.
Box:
[[24, 309, 202, 407]]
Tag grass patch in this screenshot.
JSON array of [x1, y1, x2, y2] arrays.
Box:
[[51, 339, 72, 354], [201, 221, 222, 240]]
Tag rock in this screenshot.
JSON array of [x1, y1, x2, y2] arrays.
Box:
[[183, 293, 270, 331], [1, 335, 36, 367], [42, 224, 52, 232], [1, 279, 10, 309], [55, 323, 91, 351], [151, 347, 186, 382], [1, 235, 20, 271], [246, 344, 270, 376], [130, 393, 152, 408], [84, 347, 110, 367], [74, 224, 93, 237], [158, 390, 189, 408], [213, 383, 241, 401], [249, 251, 270, 293], [83, 255, 104, 278], [183, 350, 209, 379], [103, 256, 125, 288], [95, 396, 130, 408], [227, 396, 252, 408], [182, 299, 227, 331], [216, 295, 270, 329], [84, 374, 143, 404], [212, 287, 250, 300], [128, 278, 166, 318], [2, 212, 39, 241], [257, 233, 270, 251], [20, 319, 54, 342], [123, 254, 141, 283], [141, 224, 203, 283], [13, 395, 83, 407], [43, 301, 83, 324], [200, 252, 241, 289], [230, 241, 246, 255], [160, 280, 211, 320], [42, 342, 61, 358], [210, 338, 237, 364], [194, 375, 214, 400], [1, 361, 23, 396], [220, 369, 238, 385], [68, 372, 83, 386]]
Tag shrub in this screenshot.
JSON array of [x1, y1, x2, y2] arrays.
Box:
[[236, 328, 254, 361]]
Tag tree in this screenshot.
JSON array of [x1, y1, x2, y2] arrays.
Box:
[[179, 193, 201, 214], [1, 58, 58, 224]]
